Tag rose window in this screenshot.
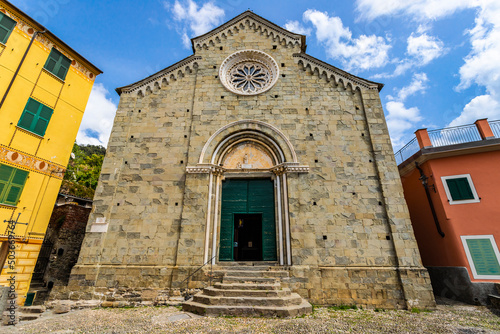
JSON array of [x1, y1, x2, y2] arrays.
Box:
[[219, 50, 279, 96], [229, 63, 271, 94]]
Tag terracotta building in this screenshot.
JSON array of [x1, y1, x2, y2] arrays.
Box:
[[54, 11, 435, 312], [397, 118, 500, 305]]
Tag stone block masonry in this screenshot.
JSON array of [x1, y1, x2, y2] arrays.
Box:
[[52, 11, 435, 309]]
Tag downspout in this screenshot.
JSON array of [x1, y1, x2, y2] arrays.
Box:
[[415, 162, 445, 237], [0, 29, 47, 110]]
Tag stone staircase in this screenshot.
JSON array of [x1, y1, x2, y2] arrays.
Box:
[[489, 283, 500, 309], [182, 264, 312, 317]]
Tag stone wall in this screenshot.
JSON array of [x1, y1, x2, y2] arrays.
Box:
[[44, 203, 91, 286], [59, 16, 435, 309]]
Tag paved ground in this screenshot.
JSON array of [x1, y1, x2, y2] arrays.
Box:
[[3, 298, 500, 333]]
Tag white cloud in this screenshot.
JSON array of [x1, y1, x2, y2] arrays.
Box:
[[385, 101, 423, 148], [451, 1, 500, 126], [283, 20, 311, 35], [170, 0, 225, 48], [448, 95, 500, 127], [384, 73, 427, 147], [371, 33, 444, 78], [407, 33, 445, 65], [355, 0, 472, 22], [76, 83, 117, 147], [398, 73, 429, 101], [356, 0, 500, 131], [303, 9, 391, 71]]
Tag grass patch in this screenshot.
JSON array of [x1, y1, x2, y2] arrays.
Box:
[[328, 304, 358, 311], [411, 307, 433, 314]]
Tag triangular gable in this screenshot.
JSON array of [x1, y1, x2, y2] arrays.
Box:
[[116, 10, 383, 95], [191, 10, 306, 52]]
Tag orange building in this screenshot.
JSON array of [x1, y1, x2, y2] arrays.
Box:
[[397, 119, 500, 305]]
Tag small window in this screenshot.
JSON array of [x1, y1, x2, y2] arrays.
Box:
[[0, 12, 16, 44], [441, 174, 479, 204], [44, 48, 71, 80], [18, 98, 53, 136], [0, 164, 28, 206], [461, 235, 500, 279]]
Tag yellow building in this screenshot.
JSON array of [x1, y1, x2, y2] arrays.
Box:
[[0, 0, 101, 305]]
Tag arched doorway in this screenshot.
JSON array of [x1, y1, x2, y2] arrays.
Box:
[[218, 141, 277, 261], [186, 120, 309, 265]]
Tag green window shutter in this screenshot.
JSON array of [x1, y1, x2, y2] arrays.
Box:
[[44, 48, 71, 80], [466, 238, 500, 276], [57, 56, 71, 79], [0, 164, 14, 202], [0, 164, 28, 206], [18, 98, 53, 136], [0, 13, 16, 44], [446, 177, 474, 201]]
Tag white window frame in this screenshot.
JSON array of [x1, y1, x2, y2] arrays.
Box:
[[461, 235, 500, 280], [441, 174, 480, 205]]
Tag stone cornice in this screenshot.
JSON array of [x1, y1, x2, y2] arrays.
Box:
[[293, 53, 384, 92], [186, 162, 309, 174], [191, 11, 305, 52], [116, 55, 202, 96]]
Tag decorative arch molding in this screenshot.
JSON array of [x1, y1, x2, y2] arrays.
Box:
[[187, 120, 308, 174], [116, 55, 201, 97], [192, 11, 304, 52], [293, 53, 383, 92], [204, 120, 295, 163], [194, 120, 305, 267]]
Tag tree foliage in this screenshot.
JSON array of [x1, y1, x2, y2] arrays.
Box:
[[61, 143, 106, 198]]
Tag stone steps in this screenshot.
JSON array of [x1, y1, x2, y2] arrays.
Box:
[[489, 283, 500, 309], [214, 270, 289, 278], [183, 300, 312, 317], [223, 276, 278, 284], [194, 293, 303, 307], [182, 264, 312, 317], [16, 305, 46, 323], [204, 286, 290, 297], [214, 282, 280, 290]]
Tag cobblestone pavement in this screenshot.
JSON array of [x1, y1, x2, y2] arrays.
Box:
[[3, 301, 500, 333]]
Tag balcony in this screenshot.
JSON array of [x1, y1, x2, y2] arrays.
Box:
[[395, 119, 500, 165]]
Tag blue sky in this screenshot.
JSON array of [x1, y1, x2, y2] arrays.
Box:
[[13, 0, 500, 150]]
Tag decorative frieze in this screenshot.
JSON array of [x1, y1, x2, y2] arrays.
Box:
[[187, 162, 309, 175], [293, 53, 382, 92], [117, 55, 201, 97], [0, 144, 65, 179], [192, 11, 304, 51]]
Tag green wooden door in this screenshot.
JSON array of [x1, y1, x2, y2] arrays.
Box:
[[219, 179, 276, 261]]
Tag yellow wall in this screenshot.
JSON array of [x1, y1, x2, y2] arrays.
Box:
[[0, 3, 100, 305]]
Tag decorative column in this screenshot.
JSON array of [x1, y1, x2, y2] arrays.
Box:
[[273, 166, 286, 266], [211, 167, 224, 265]]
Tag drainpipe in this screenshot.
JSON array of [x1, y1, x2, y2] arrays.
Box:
[[415, 162, 445, 237], [0, 29, 47, 110]]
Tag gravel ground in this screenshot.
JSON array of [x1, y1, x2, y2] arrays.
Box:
[[3, 299, 500, 333]]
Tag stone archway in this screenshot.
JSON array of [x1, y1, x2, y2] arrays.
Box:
[[186, 120, 309, 265]]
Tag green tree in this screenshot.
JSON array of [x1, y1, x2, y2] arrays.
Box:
[[62, 143, 105, 198]]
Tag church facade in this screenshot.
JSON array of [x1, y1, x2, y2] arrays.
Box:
[[56, 12, 435, 309]]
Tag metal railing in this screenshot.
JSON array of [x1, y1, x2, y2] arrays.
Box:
[[427, 123, 481, 147], [395, 137, 420, 165], [180, 255, 216, 301], [490, 120, 500, 138]]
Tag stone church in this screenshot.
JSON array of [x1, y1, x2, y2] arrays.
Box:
[[56, 11, 435, 311]]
